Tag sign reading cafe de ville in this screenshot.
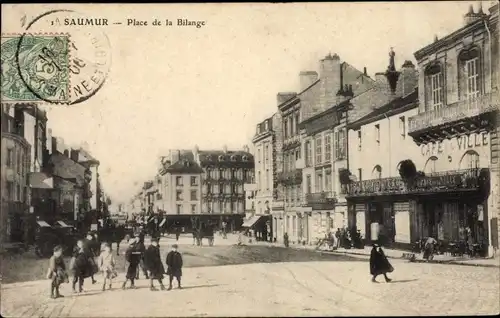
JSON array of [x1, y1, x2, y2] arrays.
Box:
[[420, 131, 490, 157]]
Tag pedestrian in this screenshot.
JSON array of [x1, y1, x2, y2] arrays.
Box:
[[47, 245, 68, 299], [122, 239, 140, 289], [83, 233, 98, 284], [165, 244, 183, 290], [283, 232, 289, 248], [369, 244, 393, 283], [70, 240, 89, 293], [98, 242, 117, 291], [175, 228, 180, 241], [144, 237, 166, 291], [134, 233, 149, 279], [423, 236, 437, 261]]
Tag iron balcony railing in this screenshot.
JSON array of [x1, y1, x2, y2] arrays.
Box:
[[305, 191, 337, 205], [346, 168, 486, 196], [408, 92, 499, 134]]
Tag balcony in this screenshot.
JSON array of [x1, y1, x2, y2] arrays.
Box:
[[408, 92, 499, 145], [346, 168, 487, 197], [283, 135, 300, 150], [304, 191, 337, 210], [277, 169, 303, 185]]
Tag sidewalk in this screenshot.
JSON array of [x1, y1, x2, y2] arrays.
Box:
[[246, 238, 500, 268]]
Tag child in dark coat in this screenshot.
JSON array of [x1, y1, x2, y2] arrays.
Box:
[[165, 244, 183, 290], [47, 245, 68, 299], [144, 237, 166, 291], [71, 240, 90, 293], [122, 239, 141, 289]]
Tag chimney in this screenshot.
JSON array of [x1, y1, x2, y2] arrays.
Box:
[[46, 128, 53, 154], [385, 48, 400, 94], [463, 4, 483, 26], [242, 145, 250, 153], [170, 149, 180, 163], [318, 53, 341, 110], [193, 145, 199, 163], [363, 67, 367, 76], [299, 71, 318, 92], [223, 145, 228, 153], [398, 60, 418, 96]]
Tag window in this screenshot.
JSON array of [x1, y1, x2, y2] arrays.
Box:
[[315, 135, 322, 164], [315, 172, 323, 192], [284, 120, 288, 139], [6, 149, 13, 167], [375, 124, 380, 143], [219, 183, 224, 194], [296, 148, 301, 160], [290, 116, 295, 136], [191, 176, 197, 186], [460, 150, 480, 170], [16, 150, 21, 174], [399, 116, 406, 137], [372, 165, 382, 179], [176, 176, 183, 186], [305, 141, 312, 167], [465, 57, 479, 99], [325, 134, 331, 162], [191, 204, 196, 214], [176, 190, 183, 201], [176, 204, 182, 214], [424, 156, 438, 174], [357, 130, 362, 150], [6, 181, 14, 200], [266, 169, 270, 189], [431, 73, 443, 110], [295, 113, 300, 134], [306, 175, 312, 194], [231, 201, 236, 212], [190, 190, 197, 201], [256, 124, 260, 134], [264, 121, 268, 130], [257, 149, 261, 163], [358, 168, 363, 182], [325, 169, 332, 192], [258, 171, 261, 190], [335, 129, 346, 160]]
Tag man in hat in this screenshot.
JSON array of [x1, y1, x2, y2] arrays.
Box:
[[165, 244, 183, 290], [144, 237, 166, 291], [133, 232, 149, 279], [82, 232, 97, 284]]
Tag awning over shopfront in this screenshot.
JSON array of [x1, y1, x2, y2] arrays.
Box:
[[57, 220, 72, 227], [36, 220, 51, 227], [242, 215, 263, 228], [29, 172, 54, 189]]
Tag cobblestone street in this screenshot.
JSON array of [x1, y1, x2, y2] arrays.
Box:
[[2, 239, 499, 317]]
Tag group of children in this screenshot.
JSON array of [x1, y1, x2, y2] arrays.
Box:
[[47, 236, 184, 299]]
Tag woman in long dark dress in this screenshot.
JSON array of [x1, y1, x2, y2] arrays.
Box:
[[144, 238, 166, 291], [370, 244, 393, 283], [122, 239, 141, 289]]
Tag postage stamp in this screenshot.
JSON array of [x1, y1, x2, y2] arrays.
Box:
[[1, 33, 70, 103]]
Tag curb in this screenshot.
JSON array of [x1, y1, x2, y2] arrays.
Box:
[[326, 250, 500, 268]]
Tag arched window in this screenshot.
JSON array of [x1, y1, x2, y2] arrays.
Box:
[[372, 165, 382, 179], [63, 149, 69, 157], [459, 150, 480, 170], [424, 156, 438, 174], [458, 47, 481, 100]]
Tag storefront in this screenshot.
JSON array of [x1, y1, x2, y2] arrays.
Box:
[[346, 167, 490, 253]]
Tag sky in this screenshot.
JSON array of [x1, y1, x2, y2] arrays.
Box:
[[3, 1, 493, 206]]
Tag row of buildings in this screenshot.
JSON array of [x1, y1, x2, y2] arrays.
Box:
[[0, 103, 110, 246], [125, 146, 255, 232], [247, 3, 500, 257]]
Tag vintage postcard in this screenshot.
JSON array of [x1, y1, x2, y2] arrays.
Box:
[[1, 2, 499, 317]]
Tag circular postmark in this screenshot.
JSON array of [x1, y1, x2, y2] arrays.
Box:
[[10, 9, 112, 105]]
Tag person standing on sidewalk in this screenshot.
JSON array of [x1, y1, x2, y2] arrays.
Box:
[[283, 232, 289, 248], [47, 245, 68, 299], [144, 237, 166, 291], [166, 244, 183, 290]]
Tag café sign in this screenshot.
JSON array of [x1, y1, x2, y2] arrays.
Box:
[[420, 131, 489, 157]]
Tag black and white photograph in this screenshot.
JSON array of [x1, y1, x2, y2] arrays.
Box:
[[1, 2, 499, 317]]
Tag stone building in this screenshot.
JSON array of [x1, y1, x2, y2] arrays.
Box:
[[405, 3, 499, 257]]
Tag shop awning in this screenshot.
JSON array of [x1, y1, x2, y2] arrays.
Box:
[[29, 172, 54, 189], [242, 215, 262, 228], [57, 221, 72, 228], [36, 220, 51, 227]]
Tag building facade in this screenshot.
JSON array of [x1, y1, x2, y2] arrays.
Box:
[[406, 3, 499, 257], [1, 106, 31, 244]]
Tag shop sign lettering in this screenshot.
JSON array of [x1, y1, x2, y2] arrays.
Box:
[[420, 132, 489, 157]]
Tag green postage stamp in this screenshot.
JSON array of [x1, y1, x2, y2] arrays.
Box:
[[1, 34, 70, 103]]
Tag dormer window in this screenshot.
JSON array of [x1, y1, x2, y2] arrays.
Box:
[[424, 63, 444, 112], [242, 155, 248, 162], [230, 155, 237, 161], [218, 155, 224, 161]]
